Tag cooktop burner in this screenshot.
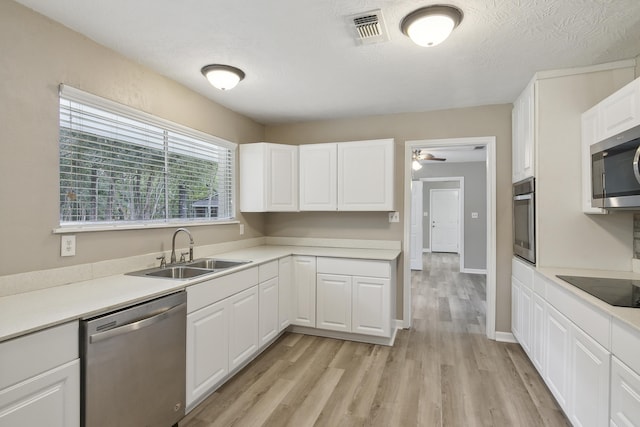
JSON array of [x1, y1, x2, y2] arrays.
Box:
[[556, 275, 640, 308]]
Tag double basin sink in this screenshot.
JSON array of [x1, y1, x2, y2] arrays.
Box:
[[128, 258, 251, 280]]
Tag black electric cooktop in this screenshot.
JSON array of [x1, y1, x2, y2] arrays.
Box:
[[556, 275, 640, 308]]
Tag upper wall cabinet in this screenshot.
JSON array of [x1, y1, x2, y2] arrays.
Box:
[[580, 106, 607, 214], [599, 77, 640, 140], [512, 79, 536, 183], [299, 139, 394, 211], [240, 143, 298, 212]]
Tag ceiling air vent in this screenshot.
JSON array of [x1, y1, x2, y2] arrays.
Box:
[[348, 9, 389, 45]]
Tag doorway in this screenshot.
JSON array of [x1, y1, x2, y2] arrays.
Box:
[[403, 137, 496, 339]]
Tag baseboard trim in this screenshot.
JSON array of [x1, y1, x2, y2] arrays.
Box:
[[494, 331, 518, 343], [422, 248, 431, 253], [461, 268, 487, 275]]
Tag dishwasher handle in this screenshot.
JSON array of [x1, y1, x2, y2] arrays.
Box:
[[89, 301, 186, 344]]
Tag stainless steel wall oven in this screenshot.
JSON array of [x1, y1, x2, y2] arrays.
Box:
[[513, 177, 536, 265]]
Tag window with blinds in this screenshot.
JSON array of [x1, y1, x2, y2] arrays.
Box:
[[58, 85, 235, 227]]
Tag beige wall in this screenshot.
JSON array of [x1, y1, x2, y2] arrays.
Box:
[[0, 1, 266, 277], [265, 104, 514, 332], [536, 68, 636, 270]]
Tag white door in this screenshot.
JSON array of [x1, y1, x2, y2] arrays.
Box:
[[410, 181, 423, 270], [352, 276, 390, 337], [430, 189, 459, 253], [316, 274, 352, 332], [278, 256, 292, 332], [291, 256, 317, 327], [258, 277, 279, 348], [228, 286, 259, 372], [186, 300, 229, 407], [544, 304, 571, 411], [299, 143, 337, 211], [266, 144, 298, 211]]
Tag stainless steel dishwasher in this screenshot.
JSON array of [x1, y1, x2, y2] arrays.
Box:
[[81, 291, 186, 427]]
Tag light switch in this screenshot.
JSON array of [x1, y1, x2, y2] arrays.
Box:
[[423, 212, 428, 217], [239, 224, 245, 235], [471, 212, 479, 219]]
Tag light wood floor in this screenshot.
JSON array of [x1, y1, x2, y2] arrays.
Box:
[[181, 253, 569, 427]]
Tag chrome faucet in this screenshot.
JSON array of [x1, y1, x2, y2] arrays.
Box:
[[170, 228, 194, 264]]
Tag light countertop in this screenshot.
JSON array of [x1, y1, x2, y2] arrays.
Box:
[[0, 244, 400, 343]]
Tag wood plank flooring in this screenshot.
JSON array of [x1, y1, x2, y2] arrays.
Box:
[[181, 253, 569, 427]]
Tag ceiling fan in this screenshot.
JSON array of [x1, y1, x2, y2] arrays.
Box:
[[412, 149, 446, 170]]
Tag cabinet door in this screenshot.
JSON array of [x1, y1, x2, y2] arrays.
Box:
[[266, 144, 298, 211], [569, 325, 610, 427], [0, 360, 79, 427], [531, 293, 546, 374], [278, 256, 292, 332], [611, 356, 640, 427], [337, 139, 394, 211], [186, 299, 229, 408], [352, 276, 390, 337], [228, 286, 259, 372], [299, 143, 337, 211], [291, 256, 317, 327], [317, 274, 352, 332], [521, 81, 535, 179], [519, 284, 533, 356], [544, 304, 572, 411], [512, 103, 521, 183], [511, 280, 521, 341], [581, 107, 607, 214], [600, 78, 640, 140], [259, 277, 279, 348]]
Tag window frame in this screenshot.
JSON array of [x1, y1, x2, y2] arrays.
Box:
[[54, 84, 237, 234]]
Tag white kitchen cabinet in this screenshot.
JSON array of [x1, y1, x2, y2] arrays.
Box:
[[0, 322, 79, 427], [511, 280, 521, 342], [299, 143, 337, 211], [240, 142, 298, 212], [568, 324, 610, 427], [511, 257, 534, 356], [186, 299, 229, 407], [317, 273, 352, 332], [278, 256, 292, 332], [259, 277, 279, 348], [580, 106, 607, 214], [316, 257, 393, 338], [519, 284, 533, 356], [599, 77, 640, 140], [228, 286, 260, 372], [611, 356, 640, 427], [531, 293, 546, 373], [512, 79, 535, 183], [544, 303, 572, 410], [352, 275, 391, 337], [291, 255, 317, 327], [337, 139, 394, 211]]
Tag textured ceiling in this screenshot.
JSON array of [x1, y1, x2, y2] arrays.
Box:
[[13, 0, 640, 124]]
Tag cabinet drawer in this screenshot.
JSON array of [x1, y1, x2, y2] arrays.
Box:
[[187, 267, 259, 313], [513, 257, 534, 290], [612, 318, 640, 374], [259, 261, 278, 282], [317, 257, 390, 278], [0, 321, 78, 390], [544, 276, 610, 349]]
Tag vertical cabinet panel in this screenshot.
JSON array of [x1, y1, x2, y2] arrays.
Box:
[[544, 304, 571, 409], [569, 325, 610, 427], [291, 256, 317, 327], [611, 356, 640, 427], [299, 143, 337, 211], [278, 256, 292, 332], [0, 360, 79, 427], [531, 293, 546, 373], [352, 276, 390, 337], [259, 277, 279, 348], [337, 139, 394, 211], [228, 287, 259, 372], [511, 280, 521, 342], [186, 300, 229, 407], [519, 284, 533, 356], [512, 80, 535, 182], [317, 274, 352, 332], [267, 145, 299, 211], [580, 107, 607, 214]]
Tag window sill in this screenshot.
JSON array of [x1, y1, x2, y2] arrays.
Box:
[[53, 219, 240, 234]]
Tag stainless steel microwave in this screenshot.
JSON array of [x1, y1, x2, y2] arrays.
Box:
[[591, 124, 640, 209], [513, 177, 535, 265]]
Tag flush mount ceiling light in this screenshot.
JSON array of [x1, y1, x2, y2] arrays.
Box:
[[201, 64, 245, 90], [401, 4, 463, 47]]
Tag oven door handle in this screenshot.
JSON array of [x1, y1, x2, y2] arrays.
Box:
[[89, 302, 186, 343], [514, 194, 533, 201], [633, 145, 640, 185]]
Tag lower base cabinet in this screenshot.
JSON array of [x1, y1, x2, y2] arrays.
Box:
[[317, 274, 352, 332], [228, 286, 259, 372], [544, 303, 572, 410], [611, 356, 640, 427]]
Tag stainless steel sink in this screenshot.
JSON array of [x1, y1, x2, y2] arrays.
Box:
[[127, 258, 251, 279], [186, 258, 251, 270], [144, 266, 213, 279]]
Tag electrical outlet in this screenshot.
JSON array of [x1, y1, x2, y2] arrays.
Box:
[[471, 212, 479, 219], [239, 224, 245, 235], [423, 212, 428, 217], [61, 235, 76, 257], [388, 211, 400, 223]]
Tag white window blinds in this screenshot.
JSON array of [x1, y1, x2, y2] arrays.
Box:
[[58, 84, 235, 226]]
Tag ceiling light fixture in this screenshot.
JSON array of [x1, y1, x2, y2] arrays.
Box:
[[201, 64, 245, 90], [401, 5, 463, 47]]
